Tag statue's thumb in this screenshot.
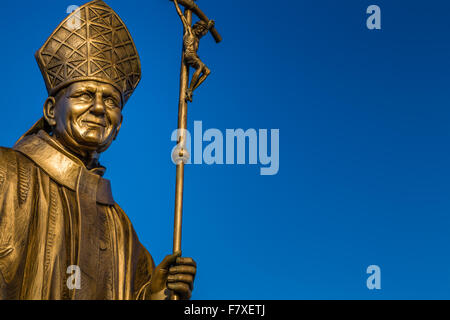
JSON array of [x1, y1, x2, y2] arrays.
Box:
[[159, 251, 182, 270]]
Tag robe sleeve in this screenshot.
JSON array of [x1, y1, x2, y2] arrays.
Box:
[[135, 244, 156, 300], [0, 148, 30, 297], [0, 147, 17, 287], [113, 203, 156, 300], [0, 147, 8, 293]]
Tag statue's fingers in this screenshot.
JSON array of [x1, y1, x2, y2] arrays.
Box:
[[176, 257, 196, 267], [167, 282, 191, 299], [158, 251, 182, 270], [169, 265, 196, 275], [167, 274, 194, 290]]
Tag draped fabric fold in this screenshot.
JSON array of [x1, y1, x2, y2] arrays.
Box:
[[0, 131, 154, 300]]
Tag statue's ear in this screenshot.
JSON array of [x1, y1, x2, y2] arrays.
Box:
[[43, 96, 57, 127]]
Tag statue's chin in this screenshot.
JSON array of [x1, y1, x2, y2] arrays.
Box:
[[77, 136, 114, 155], [76, 128, 114, 152], [79, 132, 104, 146], [54, 125, 116, 158], [74, 138, 110, 154]]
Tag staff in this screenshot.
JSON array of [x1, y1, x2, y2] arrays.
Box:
[[170, 0, 221, 300]]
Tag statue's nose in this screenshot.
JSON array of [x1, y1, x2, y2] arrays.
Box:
[[91, 95, 106, 115]]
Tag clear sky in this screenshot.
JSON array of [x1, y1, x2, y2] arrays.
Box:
[[0, 0, 449, 299]]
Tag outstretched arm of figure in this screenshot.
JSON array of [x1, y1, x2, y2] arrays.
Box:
[[207, 20, 215, 30], [173, 0, 190, 31]]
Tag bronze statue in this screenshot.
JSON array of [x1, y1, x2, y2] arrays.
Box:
[[0, 0, 196, 300], [173, 0, 215, 102]]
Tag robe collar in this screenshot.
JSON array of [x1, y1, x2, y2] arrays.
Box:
[[13, 130, 115, 205]]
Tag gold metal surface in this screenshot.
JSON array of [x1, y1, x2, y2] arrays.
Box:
[[36, 0, 141, 104], [170, 0, 221, 300], [0, 0, 197, 300], [170, 0, 222, 43], [171, 2, 192, 302]]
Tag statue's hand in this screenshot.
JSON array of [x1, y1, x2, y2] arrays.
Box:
[[149, 251, 197, 300], [207, 20, 215, 30]]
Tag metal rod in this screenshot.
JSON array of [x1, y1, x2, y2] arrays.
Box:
[[171, 6, 192, 301]]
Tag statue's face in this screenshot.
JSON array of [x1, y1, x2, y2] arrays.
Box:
[[194, 25, 208, 38], [48, 80, 123, 155]]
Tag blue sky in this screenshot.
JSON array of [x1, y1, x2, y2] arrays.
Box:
[[1, 0, 450, 299]]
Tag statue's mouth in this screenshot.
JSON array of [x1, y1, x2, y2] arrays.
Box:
[[82, 120, 106, 128]]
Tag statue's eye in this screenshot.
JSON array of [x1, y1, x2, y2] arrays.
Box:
[[78, 93, 93, 101], [104, 97, 118, 108]]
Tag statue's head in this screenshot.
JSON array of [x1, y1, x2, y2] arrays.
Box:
[[44, 80, 123, 155], [193, 20, 209, 38], [20, 0, 141, 158]]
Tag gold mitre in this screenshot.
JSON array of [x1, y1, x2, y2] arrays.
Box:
[[35, 0, 141, 105]]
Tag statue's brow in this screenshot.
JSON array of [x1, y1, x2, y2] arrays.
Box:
[[72, 86, 97, 94]]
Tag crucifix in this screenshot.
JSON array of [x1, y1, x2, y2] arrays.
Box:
[[169, 0, 222, 300]]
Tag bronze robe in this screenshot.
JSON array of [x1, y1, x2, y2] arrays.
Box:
[[0, 130, 154, 300]]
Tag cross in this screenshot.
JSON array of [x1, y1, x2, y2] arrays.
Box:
[[169, 0, 222, 300]]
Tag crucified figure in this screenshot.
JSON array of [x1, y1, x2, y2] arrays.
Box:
[[173, 0, 215, 102]]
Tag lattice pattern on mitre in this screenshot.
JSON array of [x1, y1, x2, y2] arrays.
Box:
[[35, 0, 141, 104]]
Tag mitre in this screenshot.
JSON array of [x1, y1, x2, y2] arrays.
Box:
[[18, 0, 141, 141]]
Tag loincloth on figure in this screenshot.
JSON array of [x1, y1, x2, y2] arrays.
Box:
[[184, 53, 204, 69]]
